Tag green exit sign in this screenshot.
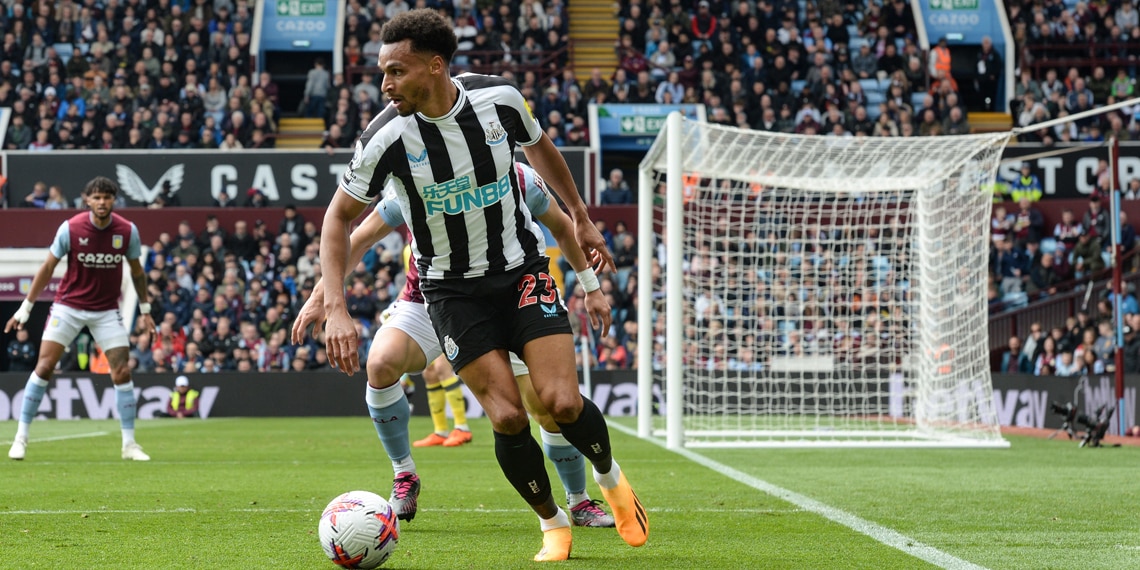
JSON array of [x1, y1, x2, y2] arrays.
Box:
[[929, 0, 978, 9], [619, 115, 668, 134], [277, 0, 326, 16]]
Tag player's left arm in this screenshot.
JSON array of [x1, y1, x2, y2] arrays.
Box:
[[522, 134, 616, 273], [126, 224, 155, 334], [502, 85, 615, 272], [535, 201, 612, 337]]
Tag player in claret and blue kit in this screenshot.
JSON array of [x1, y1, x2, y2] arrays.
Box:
[[5, 176, 154, 461]]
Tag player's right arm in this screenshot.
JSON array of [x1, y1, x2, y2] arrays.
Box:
[[5, 222, 66, 333], [293, 200, 397, 345], [321, 190, 372, 375], [520, 165, 612, 336]]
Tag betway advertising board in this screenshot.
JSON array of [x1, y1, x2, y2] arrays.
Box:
[[3, 148, 591, 207], [0, 371, 1131, 432]]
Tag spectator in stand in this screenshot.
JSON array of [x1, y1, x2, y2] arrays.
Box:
[[1083, 197, 1110, 244], [1071, 230, 1105, 278], [23, 182, 49, 208], [991, 206, 1014, 244], [1054, 350, 1080, 376], [1053, 209, 1083, 250], [1010, 163, 1043, 202], [600, 169, 633, 204], [975, 36, 1002, 111], [1034, 336, 1058, 375], [6, 328, 37, 372], [302, 57, 330, 119], [1012, 197, 1045, 246], [1000, 335, 1031, 373]]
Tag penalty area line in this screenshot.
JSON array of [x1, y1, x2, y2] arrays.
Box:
[[607, 422, 990, 570]]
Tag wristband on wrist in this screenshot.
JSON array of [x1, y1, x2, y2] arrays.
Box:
[[139, 302, 151, 315], [577, 268, 601, 293], [13, 299, 33, 324]]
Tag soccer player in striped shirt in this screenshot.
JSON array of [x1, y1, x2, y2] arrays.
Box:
[[318, 9, 647, 561], [5, 177, 154, 461], [294, 164, 617, 530]]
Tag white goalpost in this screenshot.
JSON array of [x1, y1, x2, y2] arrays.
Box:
[[636, 113, 1014, 448]]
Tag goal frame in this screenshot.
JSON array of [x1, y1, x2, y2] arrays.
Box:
[[636, 112, 1012, 449]]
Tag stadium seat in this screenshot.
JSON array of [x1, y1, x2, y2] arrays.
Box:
[[878, 77, 893, 92], [866, 91, 885, 106], [910, 92, 927, 110], [1040, 238, 1058, 254], [858, 78, 880, 95], [872, 255, 892, 282], [54, 43, 73, 63], [848, 38, 868, 51], [1002, 291, 1029, 309], [866, 104, 881, 120], [791, 79, 807, 94]]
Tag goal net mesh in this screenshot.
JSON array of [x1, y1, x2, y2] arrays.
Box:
[[640, 120, 1012, 447]]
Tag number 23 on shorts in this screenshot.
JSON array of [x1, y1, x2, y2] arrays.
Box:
[[517, 272, 557, 308]]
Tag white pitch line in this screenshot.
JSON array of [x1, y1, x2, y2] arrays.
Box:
[[607, 422, 990, 570], [0, 431, 109, 445]]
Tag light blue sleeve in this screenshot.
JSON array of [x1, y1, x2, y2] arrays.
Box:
[[49, 221, 69, 258], [374, 197, 404, 227], [128, 224, 142, 259], [522, 165, 551, 217]]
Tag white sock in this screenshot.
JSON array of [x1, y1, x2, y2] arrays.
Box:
[[29, 372, 49, 388], [594, 459, 622, 490], [122, 429, 135, 446], [393, 455, 416, 475], [567, 492, 590, 507], [366, 382, 405, 408], [539, 508, 570, 531], [15, 422, 30, 440]]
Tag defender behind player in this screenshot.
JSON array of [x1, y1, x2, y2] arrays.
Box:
[[6, 177, 154, 461]]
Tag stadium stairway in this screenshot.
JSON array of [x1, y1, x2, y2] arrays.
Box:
[[275, 117, 326, 149], [971, 112, 1013, 134], [568, 0, 619, 83]]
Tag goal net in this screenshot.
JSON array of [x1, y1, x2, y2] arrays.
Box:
[[636, 115, 1011, 448]]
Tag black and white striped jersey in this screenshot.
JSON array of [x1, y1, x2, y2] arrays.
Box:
[[340, 73, 547, 280]]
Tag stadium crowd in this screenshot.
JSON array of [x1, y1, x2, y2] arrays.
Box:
[[2, 205, 645, 374], [0, 0, 278, 154], [5, 0, 1140, 376]]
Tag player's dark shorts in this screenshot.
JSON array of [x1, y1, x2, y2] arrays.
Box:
[[420, 256, 572, 373]]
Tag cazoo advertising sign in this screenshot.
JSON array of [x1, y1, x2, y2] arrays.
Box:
[[3, 149, 591, 207]]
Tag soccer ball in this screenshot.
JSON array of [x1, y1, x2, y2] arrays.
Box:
[[318, 490, 400, 569]]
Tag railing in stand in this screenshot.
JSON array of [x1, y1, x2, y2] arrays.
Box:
[[987, 248, 1140, 352], [1023, 41, 1140, 75]]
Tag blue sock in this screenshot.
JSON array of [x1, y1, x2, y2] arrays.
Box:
[[542, 428, 587, 497], [18, 373, 50, 426], [115, 382, 136, 430], [366, 383, 412, 473]]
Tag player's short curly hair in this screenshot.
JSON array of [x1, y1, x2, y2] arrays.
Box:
[[84, 176, 120, 198], [380, 9, 458, 63]]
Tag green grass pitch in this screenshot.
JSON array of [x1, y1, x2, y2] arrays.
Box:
[[0, 417, 1136, 569]]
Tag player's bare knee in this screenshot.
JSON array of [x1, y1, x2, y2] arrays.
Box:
[[109, 364, 131, 384], [33, 364, 55, 381], [543, 391, 584, 424], [489, 408, 530, 435], [366, 357, 403, 389]]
